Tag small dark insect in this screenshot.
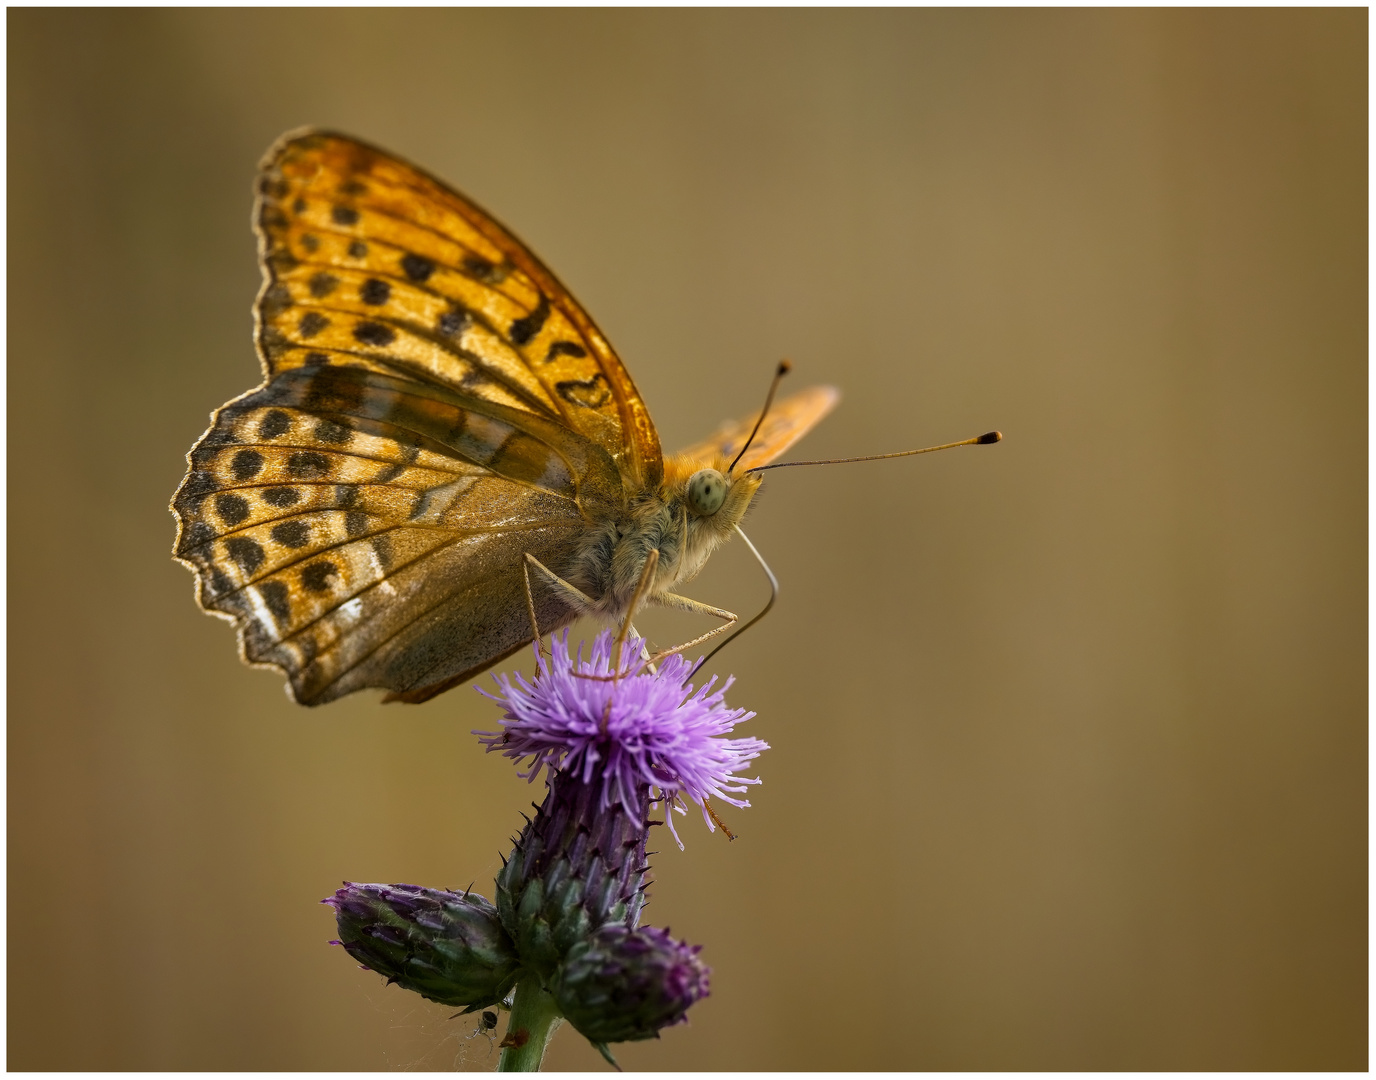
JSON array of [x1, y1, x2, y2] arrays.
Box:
[[453, 1008, 500, 1053]]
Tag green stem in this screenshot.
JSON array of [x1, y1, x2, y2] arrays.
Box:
[[497, 972, 564, 1072]]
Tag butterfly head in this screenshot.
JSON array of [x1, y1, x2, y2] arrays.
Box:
[[666, 455, 762, 536]]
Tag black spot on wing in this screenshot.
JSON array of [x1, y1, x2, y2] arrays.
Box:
[[259, 410, 291, 439], [509, 293, 550, 346], [401, 253, 435, 282], [370, 442, 419, 484], [299, 311, 330, 338], [263, 487, 300, 508], [226, 537, 265, 575], [216, 493, 250, 526], [181, 471, 217, 505], [288, 451, 331, 479], [271, 520, 311, 548], [313, 418, 353, 445], [232, 449, 265, 481], [408, 488, 434, 520], [201, 425, 240, 448], [207, 565, 234, 597], [334, 484, 359, 509], [301, 561, 339, 592], [292, 197, 306, 214], [181, 522, 216, 551], [339, 179, 367, 196], [267, 248, 299, 273], [261, 283, 293, 318], [331, 206, 359, 225], [461, 254, 506, 284], [259, 580, 291, 622], [300, 234, 320, 254], [304, 351, 329, 366], [190, 443, 222, 471], [438, 308, 470, 336], [348, 240, 368, 258], [354, 321, 396, 347], [309, 272, 339, 298], [370, 534, 394, 569], [545, 340, 587, 362], [556, 375, 611, 409], [345, 510, 368, 538], [359, 278, 390, 306]]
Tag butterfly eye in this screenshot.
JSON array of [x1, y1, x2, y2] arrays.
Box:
[[686, 469, 728, 517]]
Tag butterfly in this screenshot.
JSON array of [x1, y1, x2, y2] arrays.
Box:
[[171, 130, 843, 706]]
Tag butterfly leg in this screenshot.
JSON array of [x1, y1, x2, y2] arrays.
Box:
[[520, 557, 545, 662], [523, 552, 598, 665], [523, 553, 608, 690], [613, 548, 660, 675], [522, 553, 599, 636], [521, 554, 592, 666], [645, 593, 739, 662]]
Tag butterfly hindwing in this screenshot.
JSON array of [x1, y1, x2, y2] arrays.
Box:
[[173, 365, 621, 704]]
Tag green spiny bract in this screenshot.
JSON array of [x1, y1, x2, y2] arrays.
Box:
[[496, 770, 652, 981]]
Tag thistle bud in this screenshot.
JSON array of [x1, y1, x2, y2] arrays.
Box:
[[324, 882, 520, 1010], [552, 925, 711, 1044], [495, 768, 652, 980]]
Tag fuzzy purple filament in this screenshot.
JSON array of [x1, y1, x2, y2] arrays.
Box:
[[476, 629, 769, 843]]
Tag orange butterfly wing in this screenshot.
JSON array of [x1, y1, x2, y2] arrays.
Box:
[[255, 130, 661, 485], [172, 131, 660, 705], [674, 385, 840, 471]]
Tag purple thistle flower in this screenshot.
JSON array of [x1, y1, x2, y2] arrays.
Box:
[[476, 629, 769, 845]]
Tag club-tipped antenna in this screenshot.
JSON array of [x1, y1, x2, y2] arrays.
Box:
[[688, 525, 778, 681], [728, 360, 793, 474], [747, 430, 1002, 473]]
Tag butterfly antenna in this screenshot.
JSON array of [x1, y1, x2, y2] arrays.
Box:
[[747, 430, 1002, 473], [728, 360, 793, 474], [690, 525, 778, 679]]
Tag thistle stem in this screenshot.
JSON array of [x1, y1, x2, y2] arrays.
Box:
[[497, 972, 564, 1072]]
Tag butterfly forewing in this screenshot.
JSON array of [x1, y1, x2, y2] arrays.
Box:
[[256, 130, 661, 485], [674, 385, 840, 470]]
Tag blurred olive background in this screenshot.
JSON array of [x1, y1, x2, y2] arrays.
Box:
[[9, 8, 1365, 1071]]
